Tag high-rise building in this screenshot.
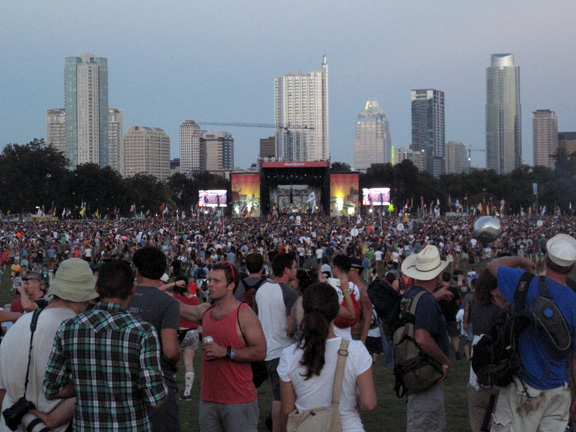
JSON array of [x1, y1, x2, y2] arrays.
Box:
[[121, 126, 170, 181], [533, 110, 558, 169], [200, 131, 234, 171], [411, 89, 445, 176], [445, 141, 470, 174], [46, 109, 66, 154], [108, 109, 123, 172], [486, 53, 522, 174], [353, 99, 391, 171], [559, 132, 576, 156], [274, 56, 329, 161], [65, 53, 109, 168], [260, 136, 276, 159], [396, 147, 426, 172], [179, 120, 203, 175]]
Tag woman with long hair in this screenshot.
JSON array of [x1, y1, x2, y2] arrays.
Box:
[[278, 282, 376, 431]]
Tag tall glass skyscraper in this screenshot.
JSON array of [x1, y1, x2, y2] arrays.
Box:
[[274, 56, 329, 161], [65, 53, 109, 168], [411, 89, 445, 177], [486, 53, 521, 174], [353, 99, 391, 171]]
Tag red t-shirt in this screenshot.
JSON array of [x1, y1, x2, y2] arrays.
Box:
[[173, 293, 200, 329]]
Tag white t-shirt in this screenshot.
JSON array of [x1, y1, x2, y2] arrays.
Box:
[[278, 338, 372, 432], [0, 308, 76, 432], [374, 250, 383, 261]]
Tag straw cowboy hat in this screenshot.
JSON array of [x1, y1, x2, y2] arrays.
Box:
[[401, 245, 448, 281]]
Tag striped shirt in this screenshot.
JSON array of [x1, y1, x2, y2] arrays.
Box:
[[44, 301, 168, 432]]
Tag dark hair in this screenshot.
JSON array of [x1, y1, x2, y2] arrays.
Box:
[[212, 261, 239, 292], [332, 254, 351, 273], [132, 246, 167, 280], [298, 283, 340, 380], [474, 269, 498, 305], [173, 275, 189, 295], [296, 269, 319, 295], [246, 253, 264, 274], [546, 256, 574, 275], [272, 253, 296, 278], [97, 260, 134, 300]]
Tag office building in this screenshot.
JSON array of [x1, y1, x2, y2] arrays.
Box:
[[353, 99, 391, 171], [411, 89, 445, 176], [46, 109, 66, 154], [179, 120, 203, 175], [396, 147, 426, 172], [559, 132, 576, 156], [445, 141, 470, 174], [200, 131, 234, 171], [260, 136, 276, 159], [64, 53, 109, 168], [121, 126, 170, 181], [532, 110, 558, 169], [274, 56, 329, 161], [486, 53, 522, 174], [108, 109, 123, 172]]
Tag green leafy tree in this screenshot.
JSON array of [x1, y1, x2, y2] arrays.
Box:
[[330, 161, 352, 172], [72, 163, 127, 217]]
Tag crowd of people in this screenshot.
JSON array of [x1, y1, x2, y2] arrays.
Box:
[[0, 213, 574, 431]]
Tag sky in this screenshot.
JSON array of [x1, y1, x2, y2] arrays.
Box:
[[2, 1, 575, 171]]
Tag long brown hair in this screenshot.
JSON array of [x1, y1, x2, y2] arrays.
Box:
[[298, 283, 339, 380]]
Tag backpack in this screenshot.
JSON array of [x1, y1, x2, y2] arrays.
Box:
[[392, 290, 444, 397], [367, 277, 401, 330], [471, 272, 534, 387], [334, 285, 360, 329], [240, 276, 268, 308]]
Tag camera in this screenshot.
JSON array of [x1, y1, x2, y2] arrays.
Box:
[[2, 397, 35, 431], [22, 413, 51, 432]]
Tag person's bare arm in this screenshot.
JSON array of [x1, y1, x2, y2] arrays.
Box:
[[487, 256, 535, 278], [0, 310, 22, 323], [280, 380, 296, 416], [358, 285, 372, 344], [286, 302, 296, 336], [569, 352, 576, 421], [356, 368, 377, 411], [29, 398, 75, 430], [161, 328, 180, 370], [463, 300, 471, 331], [415, 328, 451, 381], [18, 286, 38, 312], [0, 388, 5, 408], [179, 301, 210, 324], [203, 306, 267, 362]]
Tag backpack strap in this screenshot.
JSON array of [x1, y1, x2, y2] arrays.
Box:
[[513, 271, 536, 313], [537, 275, 553, 299], [331, 338, 350, 405], [408, 290, 428, 316]]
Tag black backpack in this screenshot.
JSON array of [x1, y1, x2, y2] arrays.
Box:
[[471, 272, 534, 387], [240, 276, 268, 308], [367, 277, 401, 330]]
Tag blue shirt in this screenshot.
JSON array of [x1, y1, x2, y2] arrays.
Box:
[[498, 267, 576, 390]]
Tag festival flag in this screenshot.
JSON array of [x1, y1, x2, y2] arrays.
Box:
[[159, 203, 165, 212], [146, 209, 151, 216], [130, 203, 135, 212], [162, 205, 168, 215], [79, 207, 86, 217], [306, 192, 315, 203], [95, 209, 99, 218]]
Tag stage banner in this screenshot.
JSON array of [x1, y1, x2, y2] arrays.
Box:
[[231, 173, 261, 218], [330, 173, 359, 217]]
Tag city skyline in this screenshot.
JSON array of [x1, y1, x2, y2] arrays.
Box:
[[2, 1, 575, 171]]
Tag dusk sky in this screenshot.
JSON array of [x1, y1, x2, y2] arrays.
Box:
[[2, 1, 575, 170]]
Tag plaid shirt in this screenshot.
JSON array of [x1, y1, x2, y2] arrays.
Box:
[[44, 301, 168, 432]]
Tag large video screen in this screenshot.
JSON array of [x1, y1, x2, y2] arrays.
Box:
[[231, 174, 261, 217], [199, 190, 227, 207], [362, 187, 390, 206]]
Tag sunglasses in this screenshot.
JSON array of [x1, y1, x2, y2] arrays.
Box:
[[222, 261, 236, 286]]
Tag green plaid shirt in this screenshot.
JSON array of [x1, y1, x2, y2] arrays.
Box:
[[44, 301, 168, 432]]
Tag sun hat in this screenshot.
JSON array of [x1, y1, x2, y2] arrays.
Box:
[[48, 258, 98, 302], [401, 245, 448, 281], [547, 234, 576, 267]]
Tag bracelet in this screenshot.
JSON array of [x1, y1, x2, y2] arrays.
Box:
[[227, 347, 236, 360], [342, 289, 350, 294], [442, 364, 449, 370]]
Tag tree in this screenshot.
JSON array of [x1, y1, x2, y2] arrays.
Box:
[[0, 139, 71, 217], [124, 174, 173, 215], [330, 161, 351, 172], [72, 164, 127, 217]]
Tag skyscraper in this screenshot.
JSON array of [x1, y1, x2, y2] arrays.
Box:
[[486, 53, 522, 174], [274, 56, 329, 161], [411, 89, 445, 177], [179, 120, 203, 175], [533, 110, 558, 169], [200, 131, 234, 171], [121, 126, 170, 181], [108, 108, 123, 172], [353, 99, 391, 171], [65, 53, 109, 168], [445, 141, 470, 174], [46, 109, 66, 154]]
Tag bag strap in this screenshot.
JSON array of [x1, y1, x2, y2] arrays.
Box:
[[407, 290, 428, 316], [331, 338, 350, 405], [537, 275, 553, 299], [23, 308, 43, 398], [513, 271, 536, 313]]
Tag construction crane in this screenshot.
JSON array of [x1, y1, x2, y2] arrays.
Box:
[[468, 145, 485, 161], [197, 122, 314, 132]]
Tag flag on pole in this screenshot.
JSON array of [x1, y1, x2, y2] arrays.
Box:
[[163, 205, 168, 215], [159, 203, 165, 212]]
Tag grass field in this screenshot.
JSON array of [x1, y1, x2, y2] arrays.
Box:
[[0, 263, 483, 431]]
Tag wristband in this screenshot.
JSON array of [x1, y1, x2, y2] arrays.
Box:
[[442, 364, 449, 370], [228, 347, 236, 360], [342, 289, 350, 294]]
